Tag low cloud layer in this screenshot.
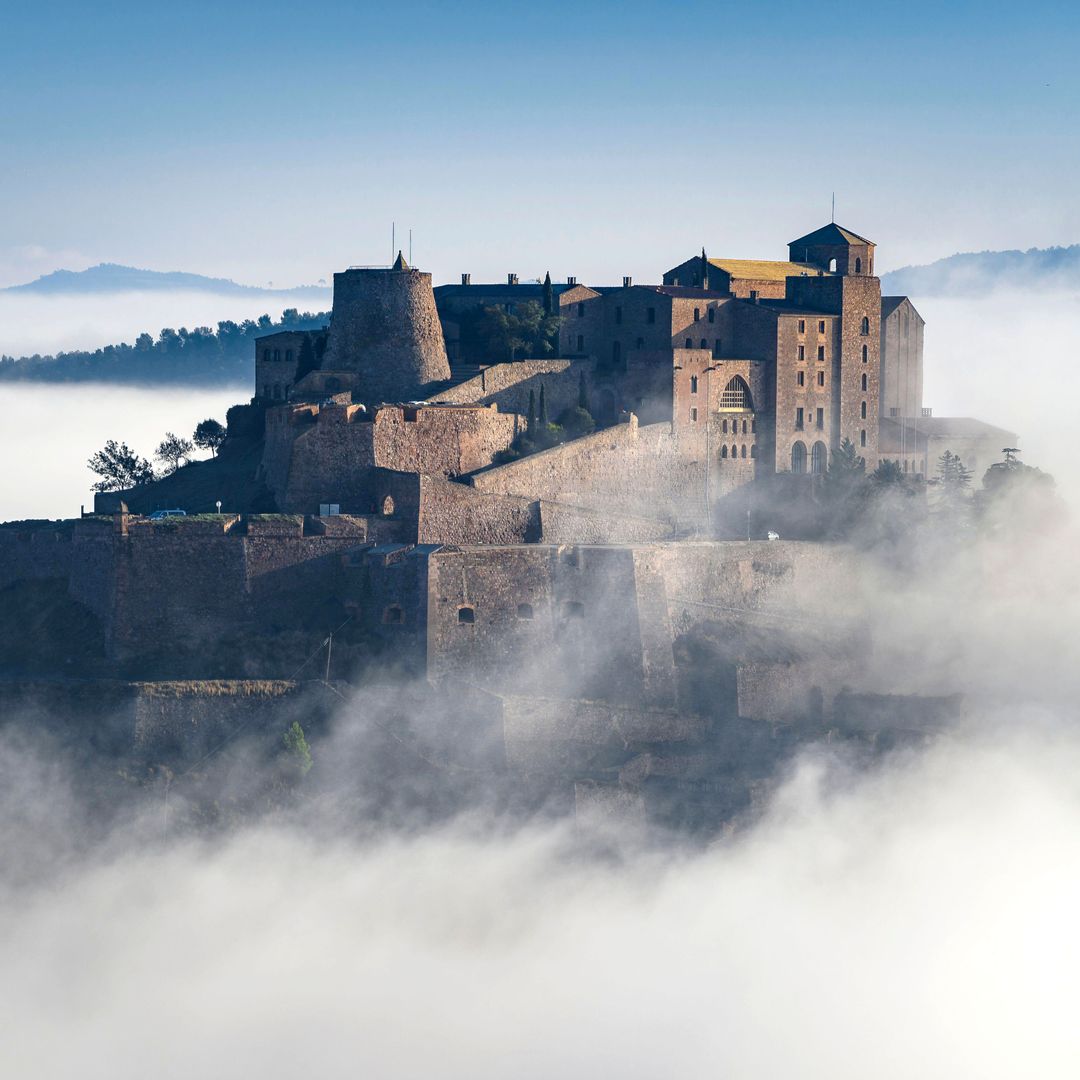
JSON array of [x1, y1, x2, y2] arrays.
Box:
[[0, 382, 244, 520], [1, 724, 1078, 1080], [0, 290, 324, 359]]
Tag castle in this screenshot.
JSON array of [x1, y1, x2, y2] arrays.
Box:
[[0, 223, 1005, 826], [250, 222, 1014, 539]]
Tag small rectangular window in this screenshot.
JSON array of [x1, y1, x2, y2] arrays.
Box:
[[690, 407, 698, 421], [797, 371, 805, 387], [798, 319, 805, 333], [749, 289, 759, 301], [817, 371, 825, 387], [819, 320, 826, 333], [693, 307, 700, 322], [816, 408, 824, 429], [690, 375, 698, 394], [817, 345, 825, 361], [647, 307, 656, 324], [577, 334, 584, 351], [708, 308, 715, 324], [797, 345, 805, 361], [795, 407, 804, 429]]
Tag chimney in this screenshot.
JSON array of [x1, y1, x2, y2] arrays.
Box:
[[508, 273, 519, 286], [567, 276, 577, 286], [461, 273, 471, 286], [623, 276, 632, 288]]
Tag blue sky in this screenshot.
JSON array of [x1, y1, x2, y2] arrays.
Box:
[[1, 0, 1077, 287]]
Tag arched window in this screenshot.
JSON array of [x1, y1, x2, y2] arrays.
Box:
[[740, 445, 747, 458], [273, 348, 281, 362], [562, 600, 585, 620], [700, 338, 708, 349], [381, 495, 394, 516], [685, 338, 692, 349], [750, 444, 757, 458], [262, 349, 271, 363], [457, 606, 475, 624], [811, 441, 827, 475], [720, 375, 753, 410], [862, 344, 868, 363], [855, 257, 862, 274], [829, 258, 837, 272], [861, 401, 867, 419], [690, 375, 698, 394], [742, 419, 748, 434], [861, 316, 870, 335], [517, 603, 533, 620], [722, 419, 728, 433], [860, 429, 867, 447], [730, 443, 738, 458], [721, 445, 728, 458], [285, 349, 293, 363], [791, 441, 807, 474], [694, 307, 701, 322], [751, 418, 756, 433], [861, 373, 868, 391]]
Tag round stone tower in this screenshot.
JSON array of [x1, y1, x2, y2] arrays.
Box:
[[320, 251, 450, 402]]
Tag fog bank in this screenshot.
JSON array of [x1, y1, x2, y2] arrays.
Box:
[[1, 726, 1077, 1080], [0, 290, 327, 359], [0, 383, 245, 520]]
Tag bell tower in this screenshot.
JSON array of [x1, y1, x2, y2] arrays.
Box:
[[789, 223, 875, 276]]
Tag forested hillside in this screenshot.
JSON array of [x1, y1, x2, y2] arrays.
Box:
[[0, 309, 329, 385]]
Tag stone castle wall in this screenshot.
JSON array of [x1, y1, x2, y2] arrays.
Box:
[[320, 267, 450, 401]]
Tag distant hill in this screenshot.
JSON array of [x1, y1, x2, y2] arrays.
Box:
[[3, 263, 332, 302], [881, 245, 1080, 297]]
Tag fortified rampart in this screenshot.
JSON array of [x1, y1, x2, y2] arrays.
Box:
[[263, 401, 522, 515], [422, 541, 865, 718]]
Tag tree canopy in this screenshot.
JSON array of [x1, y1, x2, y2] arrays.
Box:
[[87, 441, 154, 493]]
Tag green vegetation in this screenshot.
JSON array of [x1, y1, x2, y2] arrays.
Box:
[[459, 300, 561, 363], [155, 432, 194, 475], [193, 419, 227, 457], [88, 440, 155, 492], [493, 383, 596, 464], [282, 720, 313, 776], [0, 308, 328, 385]]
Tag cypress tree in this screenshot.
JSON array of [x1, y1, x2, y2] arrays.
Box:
[[542, 271, 553, 316], [527, 389, 536, 433], [578, 370, 589, 413], [539, 384, 548, 427]]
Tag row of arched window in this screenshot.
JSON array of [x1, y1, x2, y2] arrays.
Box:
[[447, 600, 585, 625], [261, 348, 294, 363], [263, 383, 291, 400], [721, 444, 756, 460], [791, 440, 828, 475], [721, 418, 754, 434]]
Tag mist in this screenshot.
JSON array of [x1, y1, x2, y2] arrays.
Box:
[[2, 719, 1079, 1080], [0, 382, 244, 520], [0, 289, 327, 359]]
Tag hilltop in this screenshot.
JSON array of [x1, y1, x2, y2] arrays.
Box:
[[881, 244, 1080, 297], [3, 263, 332, 302]]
